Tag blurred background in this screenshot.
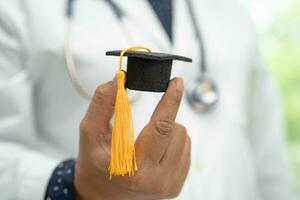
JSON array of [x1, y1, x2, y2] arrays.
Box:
[[240, 0, 300, 187]]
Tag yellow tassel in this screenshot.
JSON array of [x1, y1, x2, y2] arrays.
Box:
[[109, 46, 151, 178]]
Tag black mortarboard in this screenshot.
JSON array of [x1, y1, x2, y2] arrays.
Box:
[[107, 47, 192, 177], [106, 50, 192, 92]]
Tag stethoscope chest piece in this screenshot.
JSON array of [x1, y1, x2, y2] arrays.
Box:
[[186, 76, 219, 113]]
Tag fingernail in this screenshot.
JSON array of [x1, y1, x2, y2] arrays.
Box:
[[175, 78, 184, 92]]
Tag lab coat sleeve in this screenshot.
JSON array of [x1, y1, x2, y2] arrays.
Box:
[[248, 37, 297, 200], [0, 1, 59, 200]]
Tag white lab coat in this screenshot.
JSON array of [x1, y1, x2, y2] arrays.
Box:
[[0, 0, 295, 199]]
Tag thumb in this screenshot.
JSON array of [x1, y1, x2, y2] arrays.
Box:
[[151, 77, 184, 122], [136, 78, 184, 163], [83, 79, 117, 134]]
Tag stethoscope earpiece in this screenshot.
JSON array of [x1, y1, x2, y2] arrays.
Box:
[[186, 76, 219, 113]]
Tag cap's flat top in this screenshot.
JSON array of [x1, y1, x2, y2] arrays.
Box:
[[106, 50, 192, 62]]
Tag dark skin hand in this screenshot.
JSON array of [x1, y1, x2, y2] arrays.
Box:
[[75, 77, 191, 200]]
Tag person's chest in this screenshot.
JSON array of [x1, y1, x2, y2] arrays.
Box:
[[25, 0, 259, 199]]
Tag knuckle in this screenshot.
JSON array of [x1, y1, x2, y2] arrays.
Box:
[[94, 84, 111, 104], [79, 118, 89, 135], [94, 85, 106, 99], [154, 119, 174, 136], [174, 124, 188, 139], [175, 123, 187, 134]]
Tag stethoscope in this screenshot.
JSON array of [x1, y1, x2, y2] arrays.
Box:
[[64, 0, 219, 113]]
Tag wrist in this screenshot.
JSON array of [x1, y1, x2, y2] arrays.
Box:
[[74, 163, 104, 200]]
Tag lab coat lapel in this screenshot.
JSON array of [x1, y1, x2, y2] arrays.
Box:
[[118, 0, 171, 52]]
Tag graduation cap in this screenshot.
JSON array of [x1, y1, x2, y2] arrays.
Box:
[[106, 46, 192, 178], [106, 49, 192, 92]]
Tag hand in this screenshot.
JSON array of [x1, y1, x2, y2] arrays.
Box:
[[75, 77, 191, 200]]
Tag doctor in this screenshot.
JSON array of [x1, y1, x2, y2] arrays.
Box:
[[0, 0, 295, 199]]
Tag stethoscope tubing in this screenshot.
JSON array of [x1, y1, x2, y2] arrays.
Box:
[[186, 0, 207, 74], [64, 0, 218, 113], [64, 0, 135, 100]]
